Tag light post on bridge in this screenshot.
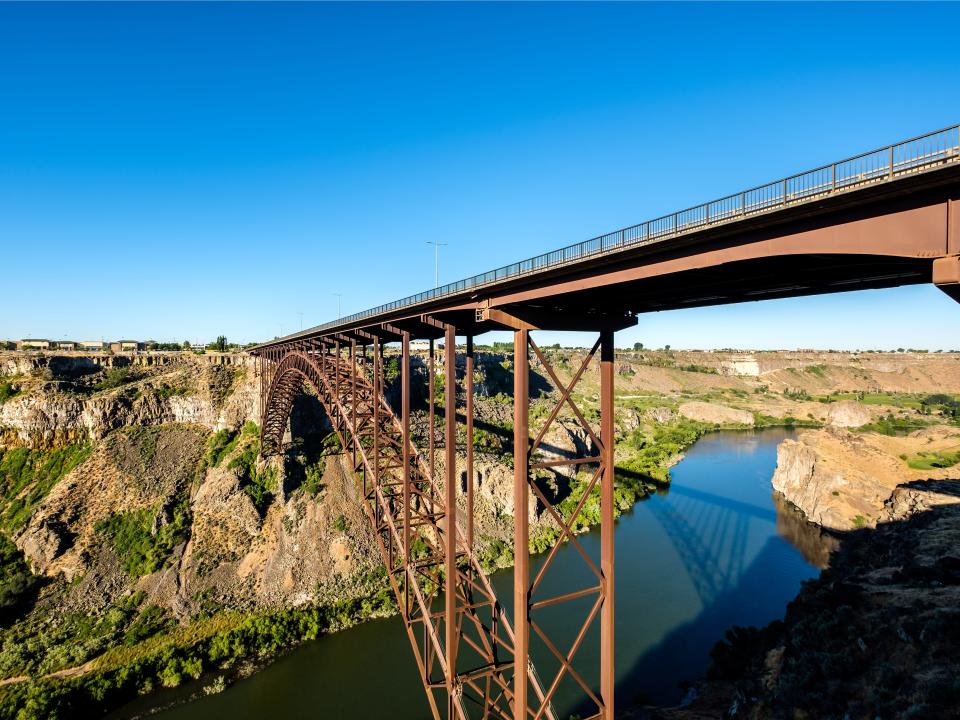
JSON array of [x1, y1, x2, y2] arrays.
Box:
[[426, 240, 447, 288]]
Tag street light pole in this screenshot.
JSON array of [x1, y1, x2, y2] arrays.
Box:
[[426, 241, 448, 288], [333, 293, 342, 319]]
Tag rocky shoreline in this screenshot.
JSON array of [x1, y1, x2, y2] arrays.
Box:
[[642, 477, 960, 720], [771, 425, 960, 531], [2, 349, 959, 719], [639, 424, 960, 720]]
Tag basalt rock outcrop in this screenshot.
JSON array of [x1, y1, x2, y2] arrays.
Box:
[[0, 354, 258, 446], [772, 426, 960, 530]]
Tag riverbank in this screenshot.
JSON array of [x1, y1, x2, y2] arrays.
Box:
[[646, 477, 960, 720], [2, 349, 957, 719], [771, 424, 960, 530], [0, 586, 396, 720], [147, 428, 825, 720]]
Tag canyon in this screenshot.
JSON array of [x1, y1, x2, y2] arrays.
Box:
[[0, 348, 957, 719]]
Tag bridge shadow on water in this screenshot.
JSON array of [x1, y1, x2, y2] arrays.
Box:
[[605, 474, 836, 709], [560, 442, 835, 717]]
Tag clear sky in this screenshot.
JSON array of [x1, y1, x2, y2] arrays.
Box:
[[2, 2, 959, 349]]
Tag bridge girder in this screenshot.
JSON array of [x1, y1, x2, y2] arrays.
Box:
[[258, 317, 622, 720]]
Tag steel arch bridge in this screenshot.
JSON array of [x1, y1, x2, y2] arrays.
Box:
[[252, 124, 960, 720]]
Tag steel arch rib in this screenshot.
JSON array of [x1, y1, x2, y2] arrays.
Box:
[[259, 348, 555, 720]]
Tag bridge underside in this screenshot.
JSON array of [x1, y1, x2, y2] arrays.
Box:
[[252, 151, 960, 719]]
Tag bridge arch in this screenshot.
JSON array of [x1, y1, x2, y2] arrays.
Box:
[[260, 350, 327, 456]]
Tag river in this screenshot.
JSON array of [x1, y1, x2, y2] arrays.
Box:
[[139, 428, 829, 719]]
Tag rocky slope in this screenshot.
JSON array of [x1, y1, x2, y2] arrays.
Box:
[[1, 348, 958, 719], [771, 426, 960, 530], [0, 353, 257, 447]]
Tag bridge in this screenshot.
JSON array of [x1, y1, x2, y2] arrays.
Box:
[[250, 124, 960, 720]]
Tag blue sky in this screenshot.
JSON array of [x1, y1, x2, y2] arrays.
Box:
[[1, 2, 959, 349]]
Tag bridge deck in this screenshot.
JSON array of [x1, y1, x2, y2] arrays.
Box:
[[253, 123, 960, 350]]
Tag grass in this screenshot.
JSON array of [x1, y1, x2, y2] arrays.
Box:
[[205, 428, 239, 468], [226, 422, 275, 515], [153, 383, 190, 400], [0, 535, 36, 620], [93, 367, 139, 393], [95, 493, 191, 579], [903, 447, 960, 470], [0, 586, 397, 720], [856, 415, 931, 436], [824, 391, 938, 410], [0, 443, 92, 533], [677, 364, 718, 375], [0, 384, 18, 404], [753, 412, 822, 429], [804, 365, 827, 378], [617, 419, 709, 483]]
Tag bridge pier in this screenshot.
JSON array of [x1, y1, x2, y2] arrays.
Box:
[[510, 324, 619, 720]]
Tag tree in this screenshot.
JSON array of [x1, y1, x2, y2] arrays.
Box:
[[664, 344, 671, 352], [633, 342, 644, 351], [182, 340, 191, 351], [213, 336, 228, 352]]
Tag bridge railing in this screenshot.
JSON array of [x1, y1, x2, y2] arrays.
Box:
[[302, 124, 960, 338]]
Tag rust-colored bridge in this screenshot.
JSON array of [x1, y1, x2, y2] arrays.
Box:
[[251, 125, 960, 719]]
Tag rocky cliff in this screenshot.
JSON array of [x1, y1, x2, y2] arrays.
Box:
[[771, 426, 960, 530], [0, 353, 258, 446]]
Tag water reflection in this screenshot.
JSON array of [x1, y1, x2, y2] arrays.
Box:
[[772, 492, 837, 569], [149, 429, 832, 720], [611, 429, 834, 707]]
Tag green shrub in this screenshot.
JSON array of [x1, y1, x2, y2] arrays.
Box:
[[302, 461, 324, 496], [94, 368, 138, 392], [154, 383, 189, 400], [226, 423, 274, 514], [123, 605, 173, 646], [95, 495, 191, 578], [0, 384, 18, 404], [0, 443, 92, 533], [0, 591, 399, 719], [856, 415, 929, 436], [0, 535, 36, 618], [618, 419, 708, 483], [206, 429, 238, 468], [903, 448, 960, 470]]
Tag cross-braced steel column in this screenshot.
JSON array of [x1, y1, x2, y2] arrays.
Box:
[[402, 331, 411, 565], [444, 324, 458, 717], [511, 329, 617, 720], [258, 333, 557, 720], [599, 329, 615, 718], [513, 328, 530, 715], [465, 335, 475, 551], [429, 337, 436, 486]]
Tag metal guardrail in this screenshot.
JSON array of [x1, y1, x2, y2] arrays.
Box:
[[293, 124, 960, 341]]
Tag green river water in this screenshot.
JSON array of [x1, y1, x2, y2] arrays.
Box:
[[125, 428, 827, 719]]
